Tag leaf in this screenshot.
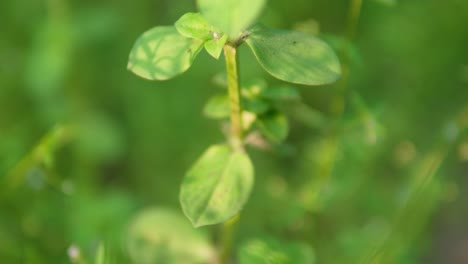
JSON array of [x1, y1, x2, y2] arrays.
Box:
[[204, 34, 228, 59], [256, 111, 289, 143], [127, 208, 215, 264], [246, 25, 341, 85], [197, 0, 266, 39], [262, 85, 301, 101], [243, 98, 271, 114], [175, 12, 218, 40], [128, 26, 204, 81], [180, 145, 254, 227], [239, 238, 315, 264], [203, 95, 230, 119]]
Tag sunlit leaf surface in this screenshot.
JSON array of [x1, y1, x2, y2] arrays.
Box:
[[246, 25, 341, 85], [128, 26, 203, 80]]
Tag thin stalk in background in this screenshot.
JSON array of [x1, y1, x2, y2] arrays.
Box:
[[332, 0, 363, 117], [298, 0, 365, 207], [1, 124, 74, 197]]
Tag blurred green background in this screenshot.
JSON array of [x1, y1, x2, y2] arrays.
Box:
[[0, 0, 467, 263]]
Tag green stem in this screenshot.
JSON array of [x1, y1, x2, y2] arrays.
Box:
[[219, 214, 240, 264], [347, 0, 363, 42], [219, 44, 243, 264], [224, 45, 244, 151], [303, 0, 364, 208], [1, 124, 73, 198], [331, 0, 363, 117]]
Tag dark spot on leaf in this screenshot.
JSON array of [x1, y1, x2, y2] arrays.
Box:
[[187, 48, 192, 53], [293, 41, 297, 45]]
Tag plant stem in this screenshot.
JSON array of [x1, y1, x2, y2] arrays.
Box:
[[224, 44, 244, 151], [332, 0, 363, 117], [301, 0, 364, 209], [219, 214, 240, 264], [1, 124, 73, 198], [347, 0, 363, 42], [219, 44, 243, 264]]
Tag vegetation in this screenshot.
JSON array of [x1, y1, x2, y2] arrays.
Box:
[[0, 0, 467, 263]]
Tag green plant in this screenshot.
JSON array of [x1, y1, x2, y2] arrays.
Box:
[[128, 1, 340, 227], [127, 1, 341, 263], [127, 4, 340, 262]]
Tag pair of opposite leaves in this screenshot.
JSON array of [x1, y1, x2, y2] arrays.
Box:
[[127, 0, 341, 227], [127, 10, 341, 85]]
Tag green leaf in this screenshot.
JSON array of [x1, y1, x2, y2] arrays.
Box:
[[243, 98, 271, 114], [128, 26, 204, 81], [204, 34, 228, 59], [239, 238, 315, 264], [127, 208, 215, 264], [180, 145, 254, 227], [262, 85, 301, 101], [203, 95, 230, 119], [257, 111, 289, 143], [197, 0, 266, 39], [246, 25, 341, 85], [175, 12, 218, 40]]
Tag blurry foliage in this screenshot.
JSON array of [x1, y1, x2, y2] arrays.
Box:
[[0, 0, 467, 263], [127, 208, 215, 263]]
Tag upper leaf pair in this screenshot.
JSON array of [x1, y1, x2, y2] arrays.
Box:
[[128, 0, 341, 86]]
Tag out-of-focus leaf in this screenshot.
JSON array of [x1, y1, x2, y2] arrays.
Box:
[[256, 112, 289, 143], [243, 98, 271, 114], [128, 26, 203, 80], [262, 85, 301, 101], [373, 0, 397, 7], [203, 95, 230, 119], [197, 0, 266, 39], [239, 238, 315, 264], [293, 19, 320, 36], [175, 12, 218, 40], [127, 208, 215, 264], [180, 145, 254, 227], [26, 21, 72, 96], [246, 25, 341, 85], [290, 103, 328, 130], [75, 114, 125, 163]]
